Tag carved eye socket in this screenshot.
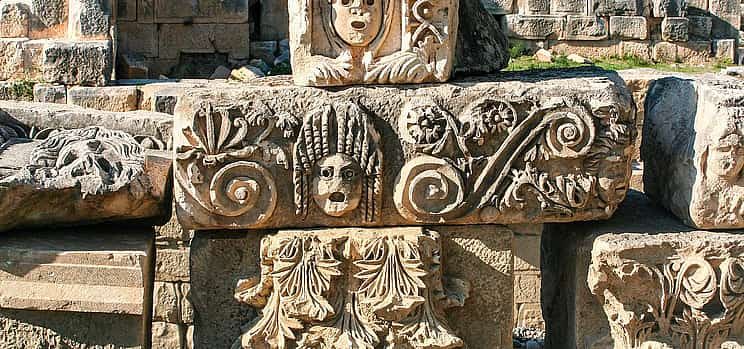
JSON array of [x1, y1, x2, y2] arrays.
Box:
[[341, 0, 351, 6], [342, 169, 356, 180], [366, 0, 374, 5], [320, 167, 334, 179]]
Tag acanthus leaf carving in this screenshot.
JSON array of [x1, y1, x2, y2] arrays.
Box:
[[234, 228, 467, 349]]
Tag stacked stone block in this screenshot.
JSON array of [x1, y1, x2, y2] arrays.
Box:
[[0, 0, 114, 85]]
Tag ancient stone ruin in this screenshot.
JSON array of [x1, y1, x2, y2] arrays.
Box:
[[0, 0, 742, 348]]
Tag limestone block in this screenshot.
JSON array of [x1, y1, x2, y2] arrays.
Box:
[[516, 302, 545, 329], [33, 84, 66, 104], [542, 190, 695, 349], [688, 15, 713, 39], [173, 69, 636, 230], [117, 22, 158, 58], [158, 23, 250, 60], [289, 0, 458, 86], [138, 0, 154, 23], [0, 2, 30, 38], [710, 0, 741, 38], [40, 40, 113, 86], [257, 0, 289, 40], [155, 202, 194, 244], [180, 283, 193, 324], [549, 40, 622, 58], [153, 282, 180, 322], [117, 0, 137, 21], [0, 100, 172, 147], [0, 38, 26, 80], [155, 247, 190, 282], [455, 0, 510, 75], [67, 86, 140, 112], [594, 0, 641, 16], [686, 0, 708, 11], [68, 0, 112, 40], [564, 16, 609, 40], [152, 322, 184, 349], [0, 309, 146, 348], [675, 40, 714, 63], [643, 77, 744, 229], [0, 125, 171, 232], [661, 17, 690, 41], [507, 15, 565, 39], [589, 231, 744, 349], [514, 233, 541, 271], [551, 0, 586, 14], [518, 0, 550, 14], [610, 16, 648, 40], [651, 0, 685, 16], [29, 0, 67, 36], [715, 38, 737, 60], [153, 0, 250, 24], [191, 225, 514, 348], [515, 271, 541, 303]]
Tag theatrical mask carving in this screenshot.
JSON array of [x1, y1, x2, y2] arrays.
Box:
[[294, 102, 382, 221], [703, 120, 744, 181], [289, 0, 459, 85]]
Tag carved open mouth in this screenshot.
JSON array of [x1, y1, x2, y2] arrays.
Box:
[[329, 192, 346, 203], [351, 20, 367, 30]]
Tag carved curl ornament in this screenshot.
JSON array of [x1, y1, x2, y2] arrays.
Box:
[[590, 247, 744, 349], [233, 228, 469, 349]]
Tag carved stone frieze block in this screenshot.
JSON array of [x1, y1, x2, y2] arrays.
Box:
[[174, 70, 637, 230], [289, 0, 459, 86], [643, 77, 744, 229], [588, 231, 744, 349], [0, 122, 170, 232], [233, 227, 468, 349]]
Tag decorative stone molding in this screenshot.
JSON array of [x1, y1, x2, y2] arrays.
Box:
[[174, 70, 636, 229], [233, 227, 469, 349], [289, 0, 459, 86], [588, 232, 744, 349], [643, 77, 744, 229]]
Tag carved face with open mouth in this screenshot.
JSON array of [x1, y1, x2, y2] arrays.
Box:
[[331, 0, 383, 47], [312, 153, 363, 217]]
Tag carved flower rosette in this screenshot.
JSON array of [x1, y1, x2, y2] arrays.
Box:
[[394, 97, 635, 223], [233, 228, 469, 349], [176, 101, 299, 227]]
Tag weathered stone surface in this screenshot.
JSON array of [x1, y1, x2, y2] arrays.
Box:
[[564, 16, 609, 40], [507, 15, 565, 39], [455, 0, 510, 75], [551, 0, 586, 14], [153, 0, 250, 23], [714, 38, 737, 60], [153, 282, 180, 322], [67, 0, 112, 39], [688, 15, 713, 39], [117, 22, 158, 58], [643, 76, 744, 229], [620, 41, 652, 60], [0, 125, 171, 232], [709, 0, 741, 38], [0, 38, 25, 80], [158, 23, 251, 60], [33, 84, 66, 104], [594, 0, 641, 16], [30, 0, 66, 31], [0, 2, 30, 38], [173, 69, 636, 230], [549, 40, 621, 58], [651, 0, 685, 17], [152, 322, 183, 349], [589, 231, 744, 349], [610, 16, 648, 40], [0, 309, 145, 348], [180, 283, 193, 324], [675, 40, 714, 63], [191, 225, 514, 348], [289, 0, 459, 86], [0, 100, 172, 147], [661, 17, 690, 41], [542, 190, 694, 349], [482, 0, 515, 14], [155, 247, 190, 282], [40, 40, 113, 86], [67, 86, 140, 112], [518, 0, 550, 14]]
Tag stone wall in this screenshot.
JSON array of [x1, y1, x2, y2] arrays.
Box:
[[0, 0, 113, 85], [490, 0, 742, 63]]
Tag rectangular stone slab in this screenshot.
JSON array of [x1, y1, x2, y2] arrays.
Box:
[[190, 225, 513, 349], [173, 69, 637, 230], [642, 76, 744, 229]]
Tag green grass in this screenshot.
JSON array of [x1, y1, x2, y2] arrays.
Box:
[[5, 80, 36, 101], [506, 54, 729, 74]]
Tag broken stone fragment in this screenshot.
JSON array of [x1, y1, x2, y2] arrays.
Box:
[[642, 76, 744, 229], [0, 125, 171, 232]]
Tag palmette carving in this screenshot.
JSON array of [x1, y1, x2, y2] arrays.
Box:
[[589, 238, 744, 349], [234, 228, 468, 349], [395, 98, 634, 223]]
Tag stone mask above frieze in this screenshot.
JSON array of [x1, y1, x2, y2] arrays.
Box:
[[289, 0, 459, 86], [172, 77, 637, 230]]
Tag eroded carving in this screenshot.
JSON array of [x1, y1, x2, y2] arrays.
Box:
[[294, 102, 382, 222], [290, 0, 458, 86], [395, 97, 634, 223], [234, 227, 468, 349], [588, 233, 744, 349]]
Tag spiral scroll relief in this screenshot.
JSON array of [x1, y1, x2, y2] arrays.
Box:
[[394, 155, 465, 222], [208, 161, 277, 224]]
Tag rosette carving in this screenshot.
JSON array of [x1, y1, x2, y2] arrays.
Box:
[[394, 155, 466, 222]]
